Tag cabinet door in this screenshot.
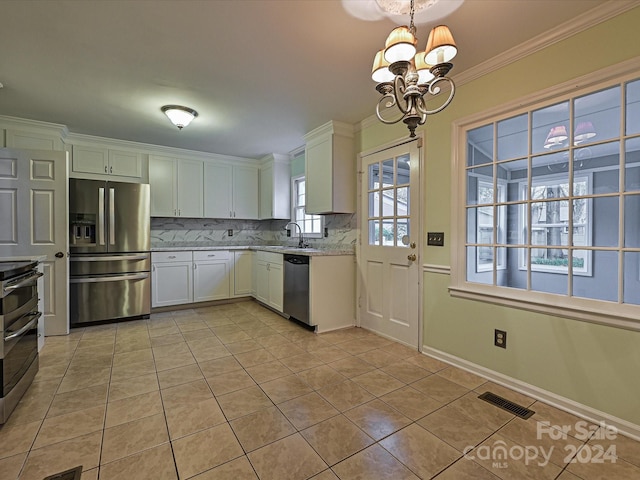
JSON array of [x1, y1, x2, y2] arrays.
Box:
[[149, 156, 177, 216], [72, 146, 109, 175], [305, 137, 333, 214], [233, 251, 253, 296], [259, 164, 274, 219], [204, 163, 232, 218], [268, 262, 283, 312], [177, 159, 204, 217], [193, 260, 230, 302], [152, 262, 193, 307], [6, 130, 63, 150], [109, 150, 142, 178], [233, 165, 259, 219], [255, 260, 269, 304]]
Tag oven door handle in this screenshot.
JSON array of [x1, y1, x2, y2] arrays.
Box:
[[3, 271, 44, 292], [70, 272, 149, 284], [4, 312, 41, 342]]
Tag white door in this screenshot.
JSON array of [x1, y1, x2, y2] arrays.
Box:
[[151, 262, 193, 307], [359, 141, 420, 347], [232, 165, 259, 219], [0, 148, 69, 335], [177, 159, 204, 218]]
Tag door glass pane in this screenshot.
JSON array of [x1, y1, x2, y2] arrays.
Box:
[[532, 101, 569, 155], [382, 190, 394, 216], [368, 192, 380, 217], [368, 220, 379, 245], [396, 187, 409, 215], [625, 137, 640, 192], [623, 251, 640, 305], [498, 114, 528, 160], [574, 86, 620, 144], [382, 220, 394, 246], [467, 124, 494, 166], [368, 163, 380, 190], [626, 79, 640, 136], [382, 159, 394, 188], [396, 219, 409, 247], [397, 155, 410, 185]]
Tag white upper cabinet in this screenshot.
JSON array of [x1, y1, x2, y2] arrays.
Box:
[[5, 128, 64, 151], [72, 145, 143, 179], [204, 163, 259, 219], [259, 154, 290, 220], [304, 120, 355, 214], [149, 155, 203, 217]]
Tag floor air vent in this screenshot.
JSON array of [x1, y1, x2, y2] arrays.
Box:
[[478, 391, 535, 419], [43, 466, 83, 480]]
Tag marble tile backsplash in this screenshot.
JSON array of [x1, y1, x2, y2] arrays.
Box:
[[151, 213, 357, 250]]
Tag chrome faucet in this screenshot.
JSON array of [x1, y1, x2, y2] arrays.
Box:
[[285, 222, 305, 248]]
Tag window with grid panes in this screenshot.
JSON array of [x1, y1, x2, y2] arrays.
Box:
[[291, 176, 323, 237], [453, 72, 640, 329]]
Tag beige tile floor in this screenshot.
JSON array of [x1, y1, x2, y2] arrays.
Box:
[[1, 301, 639, 480]]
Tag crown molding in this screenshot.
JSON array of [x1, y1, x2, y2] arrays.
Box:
[[358, 0, 640, 132], [0, 115, 69, 138], [453, 0, 640, 87]]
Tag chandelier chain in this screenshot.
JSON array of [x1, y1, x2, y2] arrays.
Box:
[[409, 0, 416, 35]]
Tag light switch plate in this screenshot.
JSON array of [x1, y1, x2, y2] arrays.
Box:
[[427, 232, 444, 246]]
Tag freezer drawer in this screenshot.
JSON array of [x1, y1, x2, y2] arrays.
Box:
[[70, 253, 150, 276], [69, 272, 150, 325]]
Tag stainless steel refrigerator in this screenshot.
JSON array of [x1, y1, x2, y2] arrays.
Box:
[[69, 179, 151, 325]]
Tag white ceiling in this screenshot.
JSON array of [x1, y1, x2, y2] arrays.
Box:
[[0, 0, 613, 159]]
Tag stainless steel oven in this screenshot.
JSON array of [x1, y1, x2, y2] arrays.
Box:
[[0, 261, 42, 424]]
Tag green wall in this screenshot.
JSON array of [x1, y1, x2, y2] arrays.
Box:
[[358, 7, 640, 427]]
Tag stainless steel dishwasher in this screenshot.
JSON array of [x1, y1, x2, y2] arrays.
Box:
[[283, 254, 313, 326]]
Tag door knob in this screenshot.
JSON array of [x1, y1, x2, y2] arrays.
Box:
[[407, 254, 416, 261], [410, 242, 416, 249], [55, 252, 64, 258]]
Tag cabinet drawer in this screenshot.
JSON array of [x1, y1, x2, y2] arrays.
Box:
[[256, 251, 283, 265], [152, 251, 192, 263], [193, 250, 230, 261]]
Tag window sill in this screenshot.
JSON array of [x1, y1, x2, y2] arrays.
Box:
[[448, 285, 640, 332]]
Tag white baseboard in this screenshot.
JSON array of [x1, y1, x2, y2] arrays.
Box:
[[422, 345, 640, 442]]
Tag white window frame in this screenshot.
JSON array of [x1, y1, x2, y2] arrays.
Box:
[[518, 173, 593, 276], [291, 175, 323, 238], [476, 179, 507, 272], [450, 60, 640, 332]]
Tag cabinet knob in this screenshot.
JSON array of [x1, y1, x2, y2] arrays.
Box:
[[104, 166, 108, 173]]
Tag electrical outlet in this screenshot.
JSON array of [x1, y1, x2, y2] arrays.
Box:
[[228, 229, 233, 236], [286, 229, 291, 237], [324, 227, 328, 237], [427, 232, 445, 246], [494, 329, 507, 348]]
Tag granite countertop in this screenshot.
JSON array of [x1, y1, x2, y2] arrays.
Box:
[[150, 244, 354, 256]]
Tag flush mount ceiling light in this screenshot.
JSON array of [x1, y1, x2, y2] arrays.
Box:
[[161, 105, 198, 130], [372, 0, 458, 137]]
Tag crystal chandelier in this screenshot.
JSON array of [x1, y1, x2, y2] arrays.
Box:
[[372, 0, 458, 137]]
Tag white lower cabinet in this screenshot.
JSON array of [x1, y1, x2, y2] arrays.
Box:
[[233, 251, 253, 297], [255, 251, 283, 312], [193, 250, 231, 302], [151, 251, 193, 308], [152, 250, 237, 307]]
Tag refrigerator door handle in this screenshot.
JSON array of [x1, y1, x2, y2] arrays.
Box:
[[70, 254, 149, 262], [109, 187, 116, 245], [98, 187, 105, 245], [70, 272, 150, 284]]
